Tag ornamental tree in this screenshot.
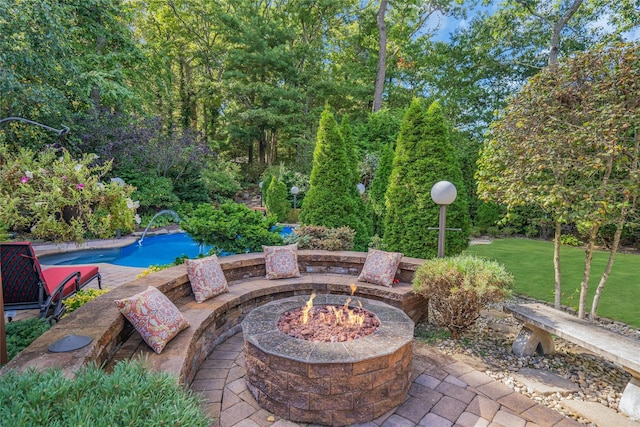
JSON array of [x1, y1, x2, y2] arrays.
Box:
[[265, 178, 289, 222], [476, 42, 640, 320], [384, 99, 470, 258], [299, 106, 371, 250]]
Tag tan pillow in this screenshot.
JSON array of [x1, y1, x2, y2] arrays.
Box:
[[114, 286, 189, 354], [358, 248, 403, 287], [263, 243, 301, 279], [185, 255, 229, 303]]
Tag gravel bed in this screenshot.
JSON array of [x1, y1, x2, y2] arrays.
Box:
[[415, 296, 637, 426]]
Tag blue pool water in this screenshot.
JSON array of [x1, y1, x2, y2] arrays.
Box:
[[41, 227, 293, 268]]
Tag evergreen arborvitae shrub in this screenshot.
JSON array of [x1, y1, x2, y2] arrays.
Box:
[[340, 114, 373, 242], [383, 99, 471, 258], [299, 106, 370, 250], [266, 178, 289, 222], [368, 141, 394, 236]]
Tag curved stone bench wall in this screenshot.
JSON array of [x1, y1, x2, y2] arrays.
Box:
[[2, 250, 427, 387]]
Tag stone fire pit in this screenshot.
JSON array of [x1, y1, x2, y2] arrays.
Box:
[[242, 294, 414, 426]]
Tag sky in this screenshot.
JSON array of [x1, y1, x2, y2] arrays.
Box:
[[428, 3, 639, 43]]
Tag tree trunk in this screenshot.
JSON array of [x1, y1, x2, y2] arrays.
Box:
[[548, 0, 583, 68], [258, 133, 266, 166], [578, 225, 599, 319], [590, 218, 624, 321], [373, 0, 388, 112], [553, 221, 562, 309]]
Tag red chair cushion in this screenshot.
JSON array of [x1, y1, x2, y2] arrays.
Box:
[[42, 266, 100, 297]]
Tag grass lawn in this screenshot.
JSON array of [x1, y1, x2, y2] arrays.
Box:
[[465, 238, 640, 328]]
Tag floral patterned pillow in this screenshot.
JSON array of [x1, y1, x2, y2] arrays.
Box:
[[263, 244, 301, 280], [114, 286, 189, 354], [184, 255, 229, 303], [358, 248, 403, 287]]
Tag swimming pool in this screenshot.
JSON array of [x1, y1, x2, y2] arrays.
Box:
[[40, 227, 294, 268]]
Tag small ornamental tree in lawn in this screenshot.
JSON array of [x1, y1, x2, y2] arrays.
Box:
[[384, 99, 470, 259], [265, 178, 289, 222], [299, 106, 370, 250], [476, 42, 640, 320]]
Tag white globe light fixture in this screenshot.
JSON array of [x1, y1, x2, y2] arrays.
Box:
[[291, 186, 300, 210], [431, 181, 457, 258], [357, 183, 366, 195]]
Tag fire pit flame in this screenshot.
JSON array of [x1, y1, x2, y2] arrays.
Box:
[[301, 293, 316, 324], [300, 290, 366, 328]]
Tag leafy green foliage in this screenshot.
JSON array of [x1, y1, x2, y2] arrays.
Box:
[[477, 42, 640, 319], [0, 145, 138, 242], [120, 170, 179, 214], [368, 142, 394, 235], [299, 107, 371, 250], [284, 225, 355, 251], [202, 158, 242, 201], [0, 359, 210, 426], [181, 202, 282, 254], [5, 318, 51, 361], [384, 99, 470, 258], [413, 254, 513, 339], [265, 178, 289, 222], [63, 288, 110, 316]]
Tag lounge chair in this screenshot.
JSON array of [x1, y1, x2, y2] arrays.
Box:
[[1, 242, 101, 322]]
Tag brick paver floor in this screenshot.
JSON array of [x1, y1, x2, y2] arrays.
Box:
[[191, 334, 583, 427]]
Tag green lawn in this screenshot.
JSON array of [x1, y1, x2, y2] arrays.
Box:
[[464, 238, 640, 328]]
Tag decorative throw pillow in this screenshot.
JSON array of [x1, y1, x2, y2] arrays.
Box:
[[358, 248, 403, 287], [114, 286, 189, 354], [184, 255, 229, 303], [263, 244, 301, 280]]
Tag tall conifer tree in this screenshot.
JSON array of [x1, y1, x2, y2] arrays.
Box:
[[300, 106, 370, 250], [384, 99, 470, 258]]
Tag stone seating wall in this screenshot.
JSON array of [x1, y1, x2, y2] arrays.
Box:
[[2, 250, 428, 387]]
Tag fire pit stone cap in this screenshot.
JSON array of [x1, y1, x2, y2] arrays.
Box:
[[242, 294, 414, 364]]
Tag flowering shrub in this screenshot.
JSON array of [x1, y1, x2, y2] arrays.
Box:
[[0, 145, 139, 242]]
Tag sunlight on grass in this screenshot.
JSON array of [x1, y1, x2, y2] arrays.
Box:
[[465, 238, 640, 328]]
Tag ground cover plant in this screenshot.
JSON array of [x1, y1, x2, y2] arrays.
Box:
[[5, 318, 51, 361], [0, 359, 210, 426], [465, 238, 640, 327]]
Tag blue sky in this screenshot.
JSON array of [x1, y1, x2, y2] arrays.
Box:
[[428, 3, 639, 43]]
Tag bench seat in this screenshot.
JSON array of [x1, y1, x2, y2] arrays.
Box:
[[105, 272, 424, 386], [506, 303, 640, 419]]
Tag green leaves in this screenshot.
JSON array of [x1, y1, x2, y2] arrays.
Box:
[[299, 106, 371, 250], [384, 99, 471, 258], [181, 201, 282, 254], [0, 360, 210, 426]]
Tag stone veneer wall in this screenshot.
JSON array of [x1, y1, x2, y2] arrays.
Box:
[[2, 250, 427, 385]]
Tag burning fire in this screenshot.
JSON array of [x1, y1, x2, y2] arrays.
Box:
[[300, 286, 365, 327]]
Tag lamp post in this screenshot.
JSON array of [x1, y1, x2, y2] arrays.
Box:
[[291, 186, 299, 210], [258, 182, 263, 206], [431, 181, 457, 258]]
